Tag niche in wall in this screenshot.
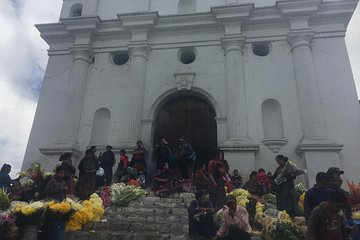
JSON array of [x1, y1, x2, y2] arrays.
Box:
[[90, 108, 111, 146], [69, 3, 83, 17], [178, 0, 196, 14], [261, 99, 288, 153]]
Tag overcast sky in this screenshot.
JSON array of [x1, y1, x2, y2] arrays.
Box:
[[0, 0, 359, 177]]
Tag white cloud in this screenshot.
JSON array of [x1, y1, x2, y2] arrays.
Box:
[[0, 0, 62, 177], [0, 1, 359, 179]]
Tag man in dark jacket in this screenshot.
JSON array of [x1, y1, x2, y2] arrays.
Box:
[[155, 136, 170, 170], [100, 145, 116, 186]]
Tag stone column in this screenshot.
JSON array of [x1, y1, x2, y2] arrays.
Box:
[[60, 48, 91, 144], [222, 37, 249, 141], [289, 33, 326, 139], [122, 45, 149, 142]]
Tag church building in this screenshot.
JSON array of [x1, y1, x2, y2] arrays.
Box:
[[23, 0, 360, 186]]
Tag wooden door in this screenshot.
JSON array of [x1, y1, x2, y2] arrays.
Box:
[[154, 96, 217, 167]]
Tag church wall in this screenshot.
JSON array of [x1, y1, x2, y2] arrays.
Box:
[[243, 40, 304, 175], [312, 37, 360, 183], [22, 54, 73, 171], [77, 51, 132, 150]]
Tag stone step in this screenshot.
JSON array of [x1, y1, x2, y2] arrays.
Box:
[[65, 230, 188, 240], [110, 206, 187, 217], [84, 218, 188, 233], [128, 200, 190, 209], [103, 213, 188, 224]]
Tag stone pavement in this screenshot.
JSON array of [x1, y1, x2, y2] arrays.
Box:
[[65, 192, 194, 240]]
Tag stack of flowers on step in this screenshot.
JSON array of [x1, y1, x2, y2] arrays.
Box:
[[0, 189, 17, 239], [227, 189, 251, 207], [46, 200, 74, 221], [262, 209, 305, 240], [110, 183, 148, 207], [11, 201, 46, 226], [65, 193, 105, 231], [348, 180, 360, 218]]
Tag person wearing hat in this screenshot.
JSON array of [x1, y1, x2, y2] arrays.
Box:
[[100, 145, 116, 186], [213, 196, 252, 240], [327, 167, 359, 235], [327, 167, 344, 191], [304, 172, 334, 221], [188, 190, 215, 239]]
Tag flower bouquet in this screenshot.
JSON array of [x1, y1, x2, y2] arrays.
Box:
[[65, 193, 105, 231], [0, 211, 18, 240], [110, 183, 148, 207], [11, 201, 45, 227], [0, 188, 10, 210], [262, 210, 305, 240], [43, 201, 73, 239]]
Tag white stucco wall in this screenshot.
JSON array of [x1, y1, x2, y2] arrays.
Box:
[[23, 0, 360, 185]]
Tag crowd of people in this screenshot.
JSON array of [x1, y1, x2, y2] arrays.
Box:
[[1, 136, 360, 240]]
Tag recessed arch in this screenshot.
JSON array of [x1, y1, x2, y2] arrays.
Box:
[[69, 3, 83, 17], [90, 108, 111, 146], [152, 92, 217, 170], [261, 99, 285, 139], [147, 87, 222, 121]]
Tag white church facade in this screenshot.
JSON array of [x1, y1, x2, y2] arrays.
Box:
[[23, 0, 360, 186]]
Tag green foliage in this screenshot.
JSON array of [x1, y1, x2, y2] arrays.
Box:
[[0, 189, 10, 210]]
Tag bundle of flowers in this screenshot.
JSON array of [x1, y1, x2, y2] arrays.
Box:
[[110, 183, 148, 206], [347, 181, 360, 207], [46, 201, 74, 221], [227, 189, 251, 207], [298, 192, 305, 212], [262, 210, 305, 240], [0, 210, 17, 239], [18, 163, 53, 201], [353, 211, 360, 220], [11, 201, 45, 226], [255, 201, 265, 224], [65, 193, 105, 231], [0, 188, 10, 210]]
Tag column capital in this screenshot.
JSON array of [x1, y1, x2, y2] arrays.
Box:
[[128, 43, 150, 60], [69, 45, 92, 63], [288, 31, 314, 51], [221, 35, 246, 54]]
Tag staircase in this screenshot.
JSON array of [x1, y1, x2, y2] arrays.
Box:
[[65, 192, 194, 240]]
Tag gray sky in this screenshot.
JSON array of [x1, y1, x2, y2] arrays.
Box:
[[0, 0, 359, 177]]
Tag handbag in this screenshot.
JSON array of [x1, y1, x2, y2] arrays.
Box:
[[96, 167, 104, 176]]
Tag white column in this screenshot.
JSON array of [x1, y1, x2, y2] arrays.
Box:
[[289, 34, 327, 139], [60, 49, 91, 144], [122, 46, 149, 142], [223, 38, 248, 141]]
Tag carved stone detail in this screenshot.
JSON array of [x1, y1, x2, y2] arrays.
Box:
[[174, 72, 196, 90]]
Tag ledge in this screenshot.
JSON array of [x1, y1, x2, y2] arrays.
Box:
[[219, 139, 259, 152], [39, 145, 82, 158], [295, 139, 344, 155], [262, 138, 288, 153]]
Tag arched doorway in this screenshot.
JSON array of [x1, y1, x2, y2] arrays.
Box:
[[153, 95, 217, 168]]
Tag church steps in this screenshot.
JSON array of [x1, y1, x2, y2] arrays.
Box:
[[65, 192, 194, 240]]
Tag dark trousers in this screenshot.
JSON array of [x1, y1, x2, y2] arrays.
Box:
[[180, 159, 189, 179], [222, 226, 251, 240], [103, 167, 113, 186], [189, 213, 215, 238]]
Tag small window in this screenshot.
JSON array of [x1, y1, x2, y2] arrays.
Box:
[[178, 48, 197, 64], [70, 4, 83, 17], [252, 43, 270, 57], [111, 52, 129, 65]]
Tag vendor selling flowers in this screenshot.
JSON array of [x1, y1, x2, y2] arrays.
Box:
[[45, 166, 67, 202], [213, 195, 252, 240]]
